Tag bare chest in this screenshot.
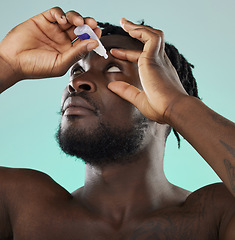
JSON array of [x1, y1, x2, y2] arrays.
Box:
[[12, 206, 219, 240]]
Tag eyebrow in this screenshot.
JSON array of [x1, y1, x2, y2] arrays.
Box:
[[81, 46, 121, 60], [82, 46, 124, 61], [105, 46, 124, 52]]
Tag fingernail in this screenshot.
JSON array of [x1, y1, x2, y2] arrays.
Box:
[[120, 18, 126, 27], [122, 18, 131, 23], [110, 48, 120, 54], [110, 49, 116, 56]]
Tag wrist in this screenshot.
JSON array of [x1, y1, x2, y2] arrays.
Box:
[[163, 95, 197, 127], [0, 52, 22, 93]]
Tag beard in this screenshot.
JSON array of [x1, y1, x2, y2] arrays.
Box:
[[55, 114, 149, 167]]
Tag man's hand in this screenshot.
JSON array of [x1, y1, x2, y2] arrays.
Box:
[[0, 7, 100, 92], [108, 18, 188, 124], [108, 19, 235, 199]]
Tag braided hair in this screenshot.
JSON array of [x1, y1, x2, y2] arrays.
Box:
[[98, 22, 200, 148]]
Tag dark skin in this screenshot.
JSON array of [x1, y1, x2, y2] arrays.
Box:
[[0, 7, 235, 240]]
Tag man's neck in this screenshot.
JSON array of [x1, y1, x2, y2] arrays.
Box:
[[72, 140, 189, 224]]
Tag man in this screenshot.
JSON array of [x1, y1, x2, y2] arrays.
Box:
[[0, 7, 234, 240]]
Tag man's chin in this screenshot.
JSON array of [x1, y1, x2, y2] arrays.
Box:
[[56, 116, 149, 167]]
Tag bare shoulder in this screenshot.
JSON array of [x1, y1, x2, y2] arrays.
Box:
[[0, 167, 71, 238], [0, 166, 71, 199], [130, 183, 234, 240], [185, 182, 235, 209], [185, 183, 235, 239]]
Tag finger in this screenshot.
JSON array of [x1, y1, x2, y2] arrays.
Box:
[[54, 39, 99, 75], [64, 15, 100, 42], [108, 81, 143, 107], [84, 17, 98, 29], [44, 11, 96, 41], [54, 10, 84, 41], [84, 17, 101, 39], [120, 18, 165, 57], [93, 27, 102, 39], [66, 26, 102, 43], [128, 28, 162, 58], [65, 10, 84, 27], [110, 49, 141, 63], [63, 15, 97, 34], [32, 10, 71, 46], [108, 81, 157, 121], [120, 18, 163, 37], [65, 26, 79, 41], [41, 7, 67, 24]]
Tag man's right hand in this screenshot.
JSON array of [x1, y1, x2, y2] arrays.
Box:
[[0, 7, 100, 93]]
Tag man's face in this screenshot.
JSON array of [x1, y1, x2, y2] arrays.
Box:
[[56, 35, 150, 166]]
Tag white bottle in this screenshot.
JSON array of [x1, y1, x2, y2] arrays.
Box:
[[74, 24, 108, 59]]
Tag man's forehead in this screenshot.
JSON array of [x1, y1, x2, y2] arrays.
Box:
[[73, 35, 142, 67], [100, 34, 143, 51]]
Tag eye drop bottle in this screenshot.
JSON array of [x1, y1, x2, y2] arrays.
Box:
[[74, 24, 108, 59]]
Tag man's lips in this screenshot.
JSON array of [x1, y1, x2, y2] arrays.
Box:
[[62, 96, 96, 116]]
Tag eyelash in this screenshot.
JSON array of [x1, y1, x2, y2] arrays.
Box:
[[71, 66, 84, 76], [71, 64, 122, 76]]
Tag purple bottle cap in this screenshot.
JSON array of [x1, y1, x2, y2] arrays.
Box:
[[77, 33, 91, 40]]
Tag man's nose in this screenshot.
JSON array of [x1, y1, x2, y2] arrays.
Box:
[[68, 77, 96, 93]]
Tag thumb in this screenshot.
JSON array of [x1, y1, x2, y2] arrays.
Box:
[[108, 81, 143, 107], [55, 39, 98, 75], [108, 81, 161, 122]]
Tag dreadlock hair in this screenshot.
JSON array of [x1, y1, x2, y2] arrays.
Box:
[[97, 22, 200, 148]]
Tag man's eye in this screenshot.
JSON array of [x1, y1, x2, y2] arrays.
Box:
[[71, 67, 84, 75], [106, 66, 122, 73]]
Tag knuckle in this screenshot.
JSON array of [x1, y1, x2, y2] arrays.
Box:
[[84, 17, 95, 21], [84, 17, 97, 27], [157, 29, 164, 35], [138, 27, 148, 32], [142, 25, 164, 38], [65, 11, 72, 18], [152, 30, 164, 43], [145, 25, 155, 31], [51, 6, 63, 12], [66, 10, 82, 17], [155, 29, 164, 39]]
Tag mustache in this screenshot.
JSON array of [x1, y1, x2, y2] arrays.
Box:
[[61, 92, 100, 115]]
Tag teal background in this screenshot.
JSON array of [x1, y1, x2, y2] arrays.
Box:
[[0, 0, 234, 193]]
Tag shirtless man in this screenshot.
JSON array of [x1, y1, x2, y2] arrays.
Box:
[[0, 7, 234, 240]]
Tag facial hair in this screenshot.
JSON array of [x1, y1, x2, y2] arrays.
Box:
[[56, 113, 149, 167]]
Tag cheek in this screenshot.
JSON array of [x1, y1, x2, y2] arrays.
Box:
[[99, 71, 142, 126], [60, 87, 69, 108], [110, 75, 142, 89], [106, 73, 125, 83], [106, 68, 141, 89], [100, 89, 138, 127]]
